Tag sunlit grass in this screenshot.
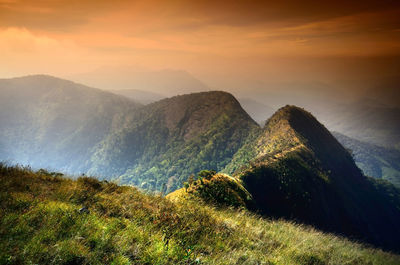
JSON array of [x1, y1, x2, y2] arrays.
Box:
[[0, 164, 399, 264]]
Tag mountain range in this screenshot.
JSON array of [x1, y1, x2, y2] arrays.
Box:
[[2, 75, 400, 252], [0, 75, 259, 192], [1, 75, 400, 189]]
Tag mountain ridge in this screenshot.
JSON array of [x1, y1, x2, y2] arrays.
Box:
[[226, 105, 400, 252]]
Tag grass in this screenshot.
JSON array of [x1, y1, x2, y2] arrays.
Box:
[[1, 164, 399, 264]]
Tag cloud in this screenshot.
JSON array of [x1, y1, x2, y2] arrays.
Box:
[[0, 0, 399, 92], [1, 0, 399, 31], [0, 27, 59, 52], [0, 0, 127, 31], [0, 27, 91, 76]]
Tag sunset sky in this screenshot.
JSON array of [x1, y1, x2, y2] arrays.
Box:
[[1, 0, 400, 105]]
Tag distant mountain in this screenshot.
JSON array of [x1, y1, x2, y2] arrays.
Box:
[[88, 91, 259, 192], [0, 75, 141, 173], [224, 106, 400, 252], [318, 100, 400, 150], [111, 89, 165, 104], [71, 68, 210, 97], [237, 98, 275, 125], [333, 132, 400, 187]]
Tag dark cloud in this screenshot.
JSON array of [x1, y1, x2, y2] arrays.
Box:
[[154, 0, 400, 29], [1, 0, 399, 31]]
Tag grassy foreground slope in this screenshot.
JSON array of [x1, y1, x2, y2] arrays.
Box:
[[1, 164, 399, 265]]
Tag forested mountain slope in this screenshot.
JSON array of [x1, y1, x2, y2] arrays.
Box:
[[88, 91, 259, 192], [224, 106, 400, 252]]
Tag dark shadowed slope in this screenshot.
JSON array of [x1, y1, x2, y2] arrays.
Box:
[[0, 75, 141, 174], [226, 105, 400, 252]]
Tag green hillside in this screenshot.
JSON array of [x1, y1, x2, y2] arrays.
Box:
[[1, 164, 399, 265], [225, 106, 400, 252], [86, 91, 260, 192], [333, 132, 400, 187]]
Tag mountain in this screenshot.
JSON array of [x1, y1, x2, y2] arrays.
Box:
[[2, 164, 399, 264], [237, 98, 275, 125], [318, 100, 400, 150], [333, 132, 400, 187], [71, 68, 210, 97], [2, 75, 400, 253], [111, 89, 165, 104], [224, 105, 400, 252], [88, 91, 259, 192], [232, 93, 400, 151], [0, 75, 141, 173]]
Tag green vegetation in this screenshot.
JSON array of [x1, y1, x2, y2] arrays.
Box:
[[225, 105, 400, 252], [0, 76, 259, 192], [1, 164, 399, 265], [3, 77, 400, 260], [168, 170, 252, 208], [2, 75, 400, 194], [89, 91, 259, 192]]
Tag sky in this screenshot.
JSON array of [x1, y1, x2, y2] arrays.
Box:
[[1, 0, 400, 105]]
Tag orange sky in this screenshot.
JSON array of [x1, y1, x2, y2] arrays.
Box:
[[1, 0, 400, 103]]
